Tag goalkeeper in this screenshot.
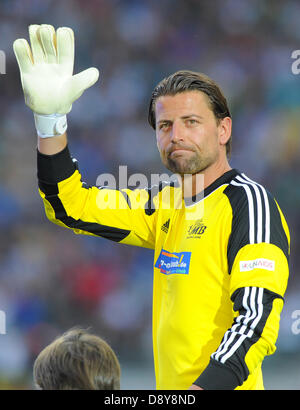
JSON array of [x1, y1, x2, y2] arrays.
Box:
[[14, 25, 290, 390]]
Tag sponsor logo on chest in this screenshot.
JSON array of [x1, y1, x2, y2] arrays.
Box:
[[155, 249, 192, 275]]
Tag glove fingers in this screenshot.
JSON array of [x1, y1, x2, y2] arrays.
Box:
[[57, 27, 74, 72], [29, 24, 45, 64], [39, 24, 57, 63], [67, 67, 99, 101], [13, 38, 33, 73]]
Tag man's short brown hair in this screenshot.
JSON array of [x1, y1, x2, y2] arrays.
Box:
[[148, 70, 232, 157], [33, 328, 121, 390]]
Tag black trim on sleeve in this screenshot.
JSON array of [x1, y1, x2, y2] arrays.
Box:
[[210, 287, 282, 389], [39, 182, 131, 243], [194, 287, 284, 390], [37, 145, 131, 242], [37, 144, 76, 184], [193, 358, 240, 390]]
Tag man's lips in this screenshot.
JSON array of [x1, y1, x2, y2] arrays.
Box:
[[168, 147, 194, 156]]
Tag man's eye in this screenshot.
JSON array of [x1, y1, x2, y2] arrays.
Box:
[[187, 119, 198, 125], [159, 123, 170, 130]]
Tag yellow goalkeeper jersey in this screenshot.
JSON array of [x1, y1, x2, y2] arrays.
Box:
[[37, 145, 290, 390]]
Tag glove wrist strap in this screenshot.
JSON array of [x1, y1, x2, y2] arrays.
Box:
[[34, 113, 67, 138]]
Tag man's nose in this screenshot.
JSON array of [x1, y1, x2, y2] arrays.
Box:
[[170, 121, 184, 143]]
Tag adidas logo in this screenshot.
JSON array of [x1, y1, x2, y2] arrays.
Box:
[[161, 218, 170, 233]]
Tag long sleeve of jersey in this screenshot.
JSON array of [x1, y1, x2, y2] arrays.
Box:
[[37, 144, 158, 249], [194, 173, 290, 390]]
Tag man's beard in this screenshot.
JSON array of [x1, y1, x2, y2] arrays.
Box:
[[165, 151, 214, 176]]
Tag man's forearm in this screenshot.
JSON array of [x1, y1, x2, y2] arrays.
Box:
[[37, 132, 68, 155]]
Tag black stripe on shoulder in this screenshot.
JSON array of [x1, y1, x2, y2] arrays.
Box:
[[267, 193, 290, 261], [224, 175, 289, 274], [184, 168, 239, 206], [224, 181, 250, 274], [43, 183, 130, 243]]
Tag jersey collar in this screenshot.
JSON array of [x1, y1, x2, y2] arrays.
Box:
[[184, 168, 240, 207]]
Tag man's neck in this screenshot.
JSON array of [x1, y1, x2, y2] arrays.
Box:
[[181, 161, 232, 198]]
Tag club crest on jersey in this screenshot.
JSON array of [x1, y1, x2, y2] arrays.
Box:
[[155, 249, 192, 275], [186, 219, 207, 239]]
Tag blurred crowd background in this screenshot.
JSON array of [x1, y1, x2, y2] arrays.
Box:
[[0, 0, 300, 389]]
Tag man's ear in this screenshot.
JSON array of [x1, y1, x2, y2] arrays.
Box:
[[218, 117, 232, 146]]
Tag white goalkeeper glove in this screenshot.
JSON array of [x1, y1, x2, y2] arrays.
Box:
[[13, 24, 99, 138]]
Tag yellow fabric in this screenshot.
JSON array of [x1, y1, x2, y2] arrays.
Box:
[[39, 169, 290, 390]]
